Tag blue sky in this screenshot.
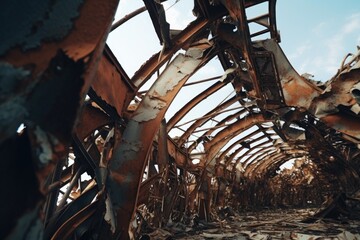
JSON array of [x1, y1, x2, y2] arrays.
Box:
[[107, 0, 360, 82], [277, 1, 360, 81]]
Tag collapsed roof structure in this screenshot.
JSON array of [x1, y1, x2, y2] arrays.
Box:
[[1, 0, 360, 239]]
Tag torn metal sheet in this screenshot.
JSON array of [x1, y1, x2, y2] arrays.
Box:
[[107, 42, 211, 238], [3, 1, 360, 239]]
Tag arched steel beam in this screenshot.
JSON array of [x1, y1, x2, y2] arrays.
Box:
[[229, 140, 275, 175], [202, 113, 265, 167], [237, 137, 286, 168], [242, 142, 292, 170], [167, 79, 230, 130], [222, 122, 278, 166], [225, 134, 276, 168], [187, 108, 248, 152], [217, 127, 264, 164], [177, 95, 242, 146], [107, 42, 212, 239], [246, 150, 307, 179]]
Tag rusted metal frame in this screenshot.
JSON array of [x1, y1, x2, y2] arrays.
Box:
[[175, 105, 243, 129], [251, 152, 308, 180], [253, 39, 321, 109], [143, 0, 172, 48], [203, 114, 265, 167], [107, 45, 212, 239], [43, 159, 66, 225], [166, 88, 213, 129], [218, 127, 264, 163], [98, 46, 135, 112], [167, 74, 230, 130], [242, 144, 280, 170], [247, 13, 271, 39], [246, 0, 279, 41], [271, 121, 288, 141], [268, 0, 279, 41], [230, 140, 273, 175], [57, 165, 85, 209], [257, 39, 360, 139], [191, 108, 247, 134], [177, 95, 243, 146], [158, 119, 170, 171], [225, 134, 275, 166], [191, 118, 238, 134], [246, 150, 306, 178], [187, 108, 248, 151], [75, 103, 113, 140], [219, 0, 264, 100], [167, 136, 190, 168], [258, 150, 308, 175], [219, 124, 272, 165], [194, 0, 230, 19], [253, 50, 285, 106], [260, 155, 307, 180], [87, 88, 125, 123], [131, 18, 210, 88], [244, 0, 269, 7], [161, 177, 182, 225], [183, 75, 223, 86], [245, 151, 287, 178], [304, 124, 360, 191], [247, 13, 269, 25], [249, 28, 270, 39], [44, 184, 99, 239], [50, 200, 99, 240], [230, 137, 275, 169], [91, 52, 136, 117], [319, 111, 360, 140], [73, 134, 102, 172], [137, 172, 162, 205], [111, 6, 147, 32], [1, 0, 120, 238], [104, 45, 132, 85]]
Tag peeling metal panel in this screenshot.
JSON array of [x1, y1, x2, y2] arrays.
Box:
[[3, 1, 360, 239], [107, 43, 210, 238], [254, 39, 321, 109]]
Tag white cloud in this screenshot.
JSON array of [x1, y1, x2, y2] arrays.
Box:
[[343, 13, 360, 34], [296, 13, 360, 80], [312, 22, 326, 35], [288, 41, 312, 61]]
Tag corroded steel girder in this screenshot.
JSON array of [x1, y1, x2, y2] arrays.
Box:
[[217, 0, 263, 99], [107, 42, 211, 239], [217, 127, 264, 164], [203, 114, 265, 168], [177, 95, 242, 146], [256, 39, 360, 140], [167, 79, 230, 130], [0, 0, 119, 238]]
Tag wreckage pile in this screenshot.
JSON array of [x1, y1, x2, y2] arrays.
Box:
[[2, 0, 360, 239]]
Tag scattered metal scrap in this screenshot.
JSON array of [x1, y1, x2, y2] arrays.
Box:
[[1, 0, 360, 240]]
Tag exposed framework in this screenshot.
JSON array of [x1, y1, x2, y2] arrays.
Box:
[[1, 0, 360, 239]]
